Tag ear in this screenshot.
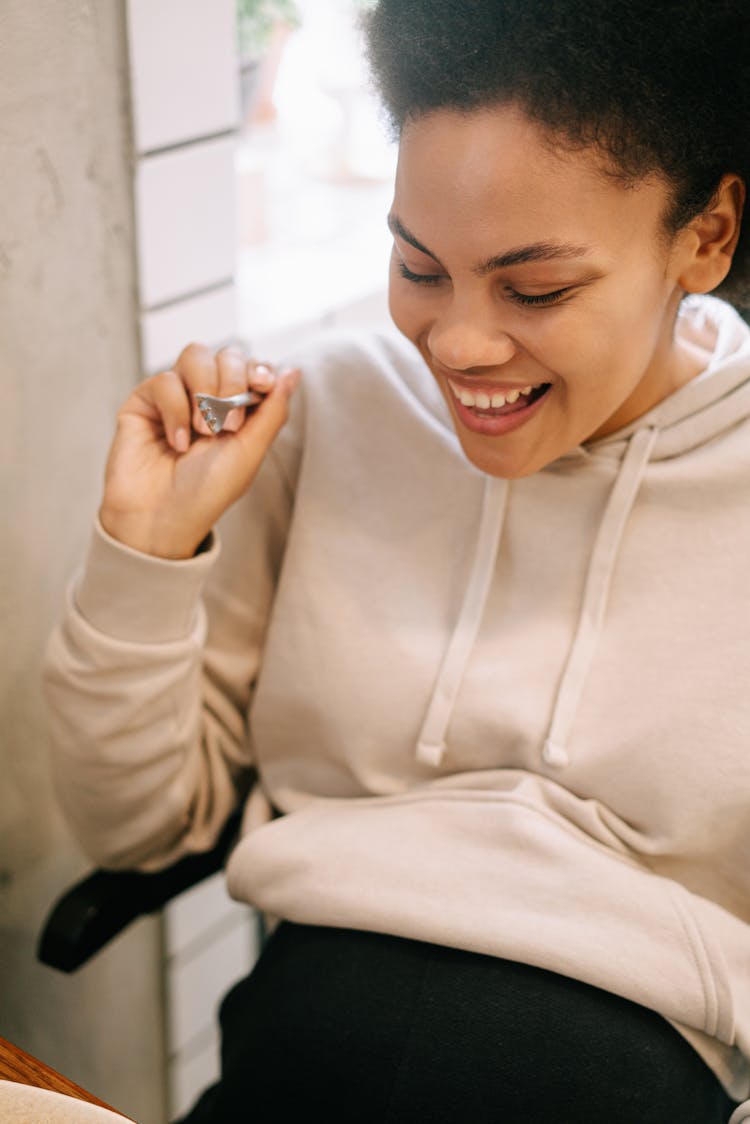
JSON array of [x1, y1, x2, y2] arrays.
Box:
[[675, 173, 746, 294]]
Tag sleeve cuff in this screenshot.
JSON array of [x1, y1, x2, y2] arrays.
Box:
[[74, 517, 221, 643]]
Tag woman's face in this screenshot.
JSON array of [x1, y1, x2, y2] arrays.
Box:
[[388, 105, 702, 477]]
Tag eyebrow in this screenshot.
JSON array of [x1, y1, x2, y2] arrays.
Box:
[[387, 213, 592, 275]]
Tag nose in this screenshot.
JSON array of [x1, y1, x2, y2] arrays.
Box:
[[427, 294, 517, 372]]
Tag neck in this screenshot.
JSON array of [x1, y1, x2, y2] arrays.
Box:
[[589, 293, 710, 441]]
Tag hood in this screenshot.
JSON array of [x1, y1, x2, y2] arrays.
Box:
[[415, 295, 750, 770]]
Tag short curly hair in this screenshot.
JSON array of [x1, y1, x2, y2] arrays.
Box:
[[363, 0, 750, 310]]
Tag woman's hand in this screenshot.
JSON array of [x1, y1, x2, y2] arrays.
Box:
[[99, 343, 301, 559]]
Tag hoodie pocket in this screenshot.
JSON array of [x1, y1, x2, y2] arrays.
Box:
[[668, 880, 736, 1044]]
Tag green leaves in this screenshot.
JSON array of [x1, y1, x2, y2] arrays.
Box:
[[236, 0, 301, 58]]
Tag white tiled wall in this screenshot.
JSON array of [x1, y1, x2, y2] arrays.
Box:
[[135, 136, 237, 310], [141, 283, 238, 375], [127, 0, 239, 154], [167, 913, 255, 1056], [127, 0, 241, 385], [164, 868, 244, 959]]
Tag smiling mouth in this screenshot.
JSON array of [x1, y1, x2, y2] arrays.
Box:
[[447, 377, 552, 416]]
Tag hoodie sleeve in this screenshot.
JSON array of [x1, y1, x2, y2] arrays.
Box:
[[42, 395, 303, 872]]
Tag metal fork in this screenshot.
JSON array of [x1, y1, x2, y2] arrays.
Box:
[[194, 389, 265, 434]]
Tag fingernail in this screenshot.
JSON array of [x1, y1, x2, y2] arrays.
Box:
[[253, 363, 276, 388], [281, 368, 301, 394], [175, 427, 190, 453]]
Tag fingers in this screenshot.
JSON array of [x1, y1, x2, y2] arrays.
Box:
[[227, 366, 302, 492], [248, 360, 276, 394], [104, 345, 302, 559], [210, 346, 248, 433], [176, 343, 279, 436], [147, 341, 297, 453], [128, 368, 193, 453], [175, 341, 225, 436]]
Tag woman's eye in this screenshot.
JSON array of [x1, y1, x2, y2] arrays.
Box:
[[508, 287, 571, 307], [397, 260, 572, 305], [397, 261, 445, 286]]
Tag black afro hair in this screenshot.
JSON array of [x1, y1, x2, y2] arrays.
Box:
[[364, 0, 750, 311]]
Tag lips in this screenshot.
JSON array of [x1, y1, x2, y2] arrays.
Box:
[[448, 380, 552, 436]]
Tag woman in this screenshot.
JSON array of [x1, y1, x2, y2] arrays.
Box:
[[44, 1, 750, 1120]]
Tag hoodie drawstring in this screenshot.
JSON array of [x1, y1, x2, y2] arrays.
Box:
[[542, 425, 659, 767], [415, 474, 509, 766], [416, 425, 659, 771]]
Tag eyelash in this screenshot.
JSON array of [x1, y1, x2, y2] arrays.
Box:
[[397, 262, 444, 286], [512, 289, 569, 307], [396, 261, 570, 306]]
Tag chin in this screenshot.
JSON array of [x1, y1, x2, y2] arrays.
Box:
[[454, 431, 546, 479]]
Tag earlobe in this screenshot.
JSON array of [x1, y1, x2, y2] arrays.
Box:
[[677, 173, 746, 294]]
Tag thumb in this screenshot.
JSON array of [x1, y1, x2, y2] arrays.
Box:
[[229, 366, 302, 480]]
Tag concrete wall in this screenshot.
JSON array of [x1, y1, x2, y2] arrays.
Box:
[[0, 3, 166, 1121]]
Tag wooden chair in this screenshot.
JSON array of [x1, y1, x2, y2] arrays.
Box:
[[0, 1035, 135, 1119]]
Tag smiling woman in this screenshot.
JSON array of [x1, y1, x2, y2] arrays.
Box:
[[42, 2, 750, 1123], [385, 103, 741, 475]]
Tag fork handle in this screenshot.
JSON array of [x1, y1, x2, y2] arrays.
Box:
[[225, 390, 264, 407], [196, 390, 264, 407]]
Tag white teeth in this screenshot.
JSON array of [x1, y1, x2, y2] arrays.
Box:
[[448, 378, 541, 410]]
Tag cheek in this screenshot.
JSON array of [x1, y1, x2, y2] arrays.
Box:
[[538, 292, 643, 381]]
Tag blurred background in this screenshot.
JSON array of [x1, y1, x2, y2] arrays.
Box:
[[0, 1, 395, 1120]]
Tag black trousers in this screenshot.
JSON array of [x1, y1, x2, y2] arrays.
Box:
[[177, 921, 738, 1124]]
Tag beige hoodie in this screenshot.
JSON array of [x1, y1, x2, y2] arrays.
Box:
[[43, 295, 750, 1114]]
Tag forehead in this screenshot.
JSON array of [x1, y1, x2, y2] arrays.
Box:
[[394, 105, 670, 260]]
